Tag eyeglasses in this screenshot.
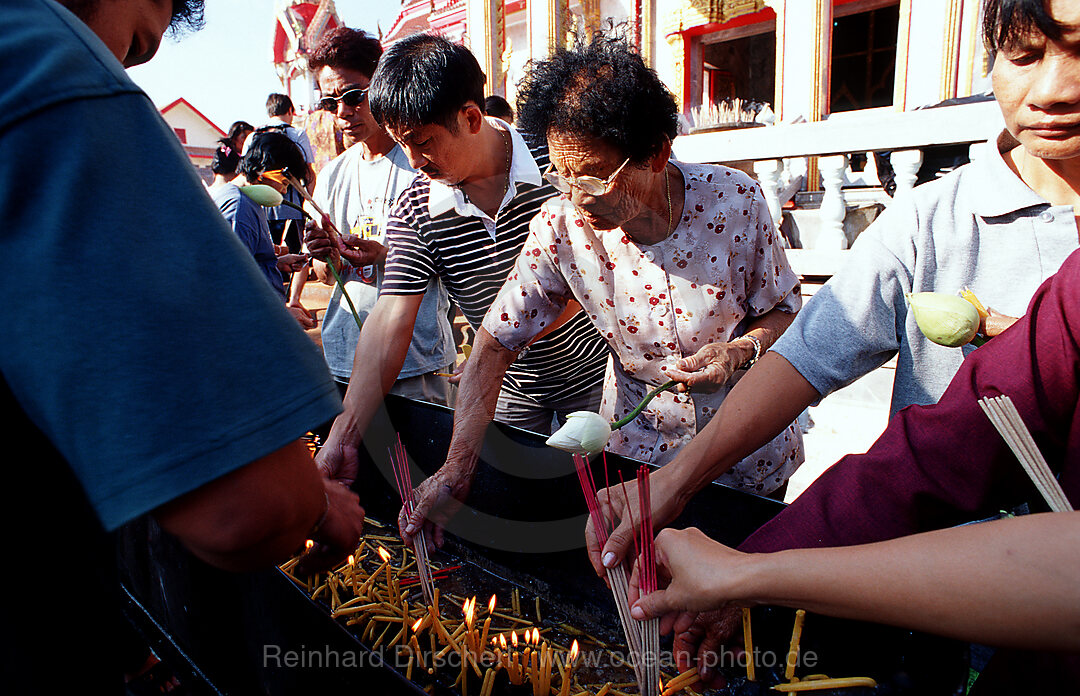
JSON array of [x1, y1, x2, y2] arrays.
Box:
[[543, 156, 631, 196], [318, 87, 368, 112]]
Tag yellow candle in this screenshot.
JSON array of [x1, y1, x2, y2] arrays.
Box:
[[771, 676, 877, 692], [742, 608, 756, 681], [785, 609, 807, 682], [559, 640, 579, 696], [377, 547, 393, 596]]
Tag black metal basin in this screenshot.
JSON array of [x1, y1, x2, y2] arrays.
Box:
[[117, 394, 968, 695]]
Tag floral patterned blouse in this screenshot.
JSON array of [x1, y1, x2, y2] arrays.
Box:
[[483, 161, 804, 494]]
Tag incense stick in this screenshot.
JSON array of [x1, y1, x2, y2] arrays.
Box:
[[978, 395, 1073, 512], [390, 434, 437, 605], [636, 466, 660, 696], [573, 455, 646, 690]]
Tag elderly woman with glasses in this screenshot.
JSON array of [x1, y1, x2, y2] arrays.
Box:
[[462, 34, 803, 495]]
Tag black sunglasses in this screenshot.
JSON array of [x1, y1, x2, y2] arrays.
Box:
[[319, 87, 368, 111]]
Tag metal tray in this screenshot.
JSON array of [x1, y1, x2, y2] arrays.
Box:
[[118, 394, 968, 695]]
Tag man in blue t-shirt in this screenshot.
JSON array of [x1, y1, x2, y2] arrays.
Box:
[[0, 1, 365, 692]]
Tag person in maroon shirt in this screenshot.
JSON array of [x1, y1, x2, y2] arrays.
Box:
[[627, 246, 1080, 692]]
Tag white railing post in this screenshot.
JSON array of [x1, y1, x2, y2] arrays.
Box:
[[753, 158, 784, 232], [816, 154, 848, 249], [891, 148, 924, 198]]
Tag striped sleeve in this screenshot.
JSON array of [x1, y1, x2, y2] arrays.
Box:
[[382, 187, 436, 296]]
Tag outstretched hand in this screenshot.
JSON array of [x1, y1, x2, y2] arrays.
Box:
[[585, 468, 688, 576], [398, 465, 474, 551]]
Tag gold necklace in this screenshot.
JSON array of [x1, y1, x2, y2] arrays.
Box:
[[502, 128, 512, 198], [665, 165, 672, 235]]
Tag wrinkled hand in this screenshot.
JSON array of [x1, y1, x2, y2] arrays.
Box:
[[661, 341, 752, 393], [981, 307, 1019, 338], [295, 478, 366, 575], [315, 427, 361, 486], [670, 607, 744, 688], [398, 465, 473, 551], [286, 302, 317, 329], [586, 467, 687, 576], [277, 253, 310, 274]]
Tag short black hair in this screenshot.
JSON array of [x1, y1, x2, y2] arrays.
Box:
[[983, 0, 1065, 53], [211, 143, 240, 176], [484, 95, 514, 122], [166, 0, 204, 35], [57, 0, 204, 35], [239, 131, 308, 186], [309, 27, 382, 79], [369, 33, 486, 133], [516, 33, 678, 165], [266, 93, 294, 118]]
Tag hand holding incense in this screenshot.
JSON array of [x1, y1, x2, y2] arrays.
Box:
[[390, 435, 436, 606]]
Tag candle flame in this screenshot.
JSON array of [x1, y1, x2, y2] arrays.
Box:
[[569, 640, 579, 661], [464, 598, 475, 627], [377, 546, 391, 562], [488, 594, 497, 613], [347, 554, 355, 565], [499, 634, 508, 649], [412, 617, 425, 632], [305, 539, 314, 550], [511, 631, 519, 647]]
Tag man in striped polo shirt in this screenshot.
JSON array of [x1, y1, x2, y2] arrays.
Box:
[[307, 33, 608, 544]]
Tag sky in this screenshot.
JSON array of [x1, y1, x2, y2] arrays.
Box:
[[127, 1, 404, 132]]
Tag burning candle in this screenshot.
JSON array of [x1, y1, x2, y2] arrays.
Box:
[[559, 640, 579, 696], [528, 630, 539, 687], [377, 547, 393, 600], [510, 631, 522, 685], [463, 597, 477, 656], [479, 595, 495, 657]]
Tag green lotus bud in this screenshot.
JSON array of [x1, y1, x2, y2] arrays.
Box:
[[546, 411, 611, 455], [907, 291, 980, 347], [240, 184, 284, 207]]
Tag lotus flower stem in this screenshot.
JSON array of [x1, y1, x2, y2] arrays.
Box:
[[610, 380, 678, 430]]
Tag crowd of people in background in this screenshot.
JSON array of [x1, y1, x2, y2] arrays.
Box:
[[5, 0, 1079, 693]]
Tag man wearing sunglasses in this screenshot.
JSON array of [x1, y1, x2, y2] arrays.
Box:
[[304, 27, 456, 412]]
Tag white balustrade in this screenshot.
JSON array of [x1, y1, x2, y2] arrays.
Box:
[[672, 100, 1004, 262], [752, 158, 784, 231], [816, 154, 849, 249], [890, 148, 924, 198]]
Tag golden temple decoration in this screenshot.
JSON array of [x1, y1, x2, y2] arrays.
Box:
[[666, 31, 685, 110], [664, 0, 766, 38], [893, 0, 912, 110], [581, 0, 601, 40], [939, 0, 963, 101]]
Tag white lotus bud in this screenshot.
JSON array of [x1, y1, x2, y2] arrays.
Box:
[[907, 291, 980, 347], [546, 411, 611, 456], [240, 184, 284, 207]]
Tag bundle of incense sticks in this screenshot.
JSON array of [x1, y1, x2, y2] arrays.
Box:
[[635, 466, 660, 696], [390, 434, 436, 606], [573, 454, 646, 692]]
